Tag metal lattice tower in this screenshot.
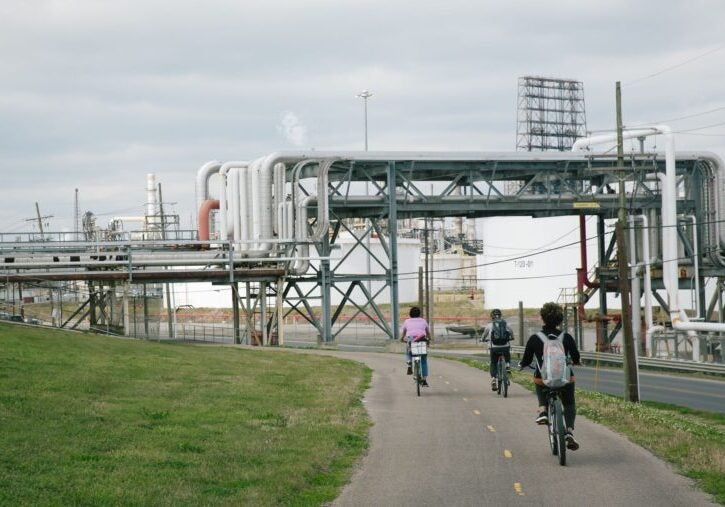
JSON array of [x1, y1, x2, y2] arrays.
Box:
[[516, 76, 587, 151]]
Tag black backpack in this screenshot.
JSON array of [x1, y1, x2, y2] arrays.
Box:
[[491, 320, 511, 345]]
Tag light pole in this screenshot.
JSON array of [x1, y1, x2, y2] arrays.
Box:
[[357, 90, 373, 297], [356, 89, 373, 150]]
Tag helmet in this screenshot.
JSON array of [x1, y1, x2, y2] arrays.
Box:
[[490, 309, 502, 319]]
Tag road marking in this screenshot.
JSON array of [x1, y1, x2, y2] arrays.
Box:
[[473, 409, 481, 415], [487, 425, 496, 432], [504, 449, 512, 458], [462, 397, 468, 402], [514, 483, 525, 496]]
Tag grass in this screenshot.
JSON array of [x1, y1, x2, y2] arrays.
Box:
[[457, 356, 725, 505], [0, 322, 371, 506]]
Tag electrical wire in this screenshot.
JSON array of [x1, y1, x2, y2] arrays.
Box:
[[623, 44, 725, 87]]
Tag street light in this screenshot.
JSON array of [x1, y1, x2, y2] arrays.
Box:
[[356, 90, 373, 294], [356, 89, 373, 151]]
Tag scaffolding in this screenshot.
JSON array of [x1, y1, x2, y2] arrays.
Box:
[[516, 76, 587, 152]]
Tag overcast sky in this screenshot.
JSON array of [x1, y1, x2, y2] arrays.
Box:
[[1, 0, 724, 234]]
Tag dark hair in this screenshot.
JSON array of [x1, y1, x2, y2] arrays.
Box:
[[490, 309, 502, 319], [409, 306, 421, 318], [540, 302, 563, 327]]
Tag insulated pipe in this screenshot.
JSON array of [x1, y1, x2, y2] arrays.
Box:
[[230, 168, 242, 247], [681, 214, 701, 317], [574, 128, 725, 360], [195, 160, 222, 216], [197, 199, 220, 242], [218, 161, 249, 242]]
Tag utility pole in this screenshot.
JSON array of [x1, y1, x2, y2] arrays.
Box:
[[615, 81, 640, 402], [25, 202, 53, 240]]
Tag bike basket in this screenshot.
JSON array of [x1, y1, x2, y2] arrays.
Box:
[[410, 341, 427, 356]]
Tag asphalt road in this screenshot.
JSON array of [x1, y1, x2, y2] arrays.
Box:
[[321, 352, 715, 507], [574, 366, 725, 413], [430, 349, 725, 414]]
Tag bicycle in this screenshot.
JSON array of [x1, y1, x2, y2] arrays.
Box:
[[520, 363, 569, 466], [543, 386, 568, 466], [495, 354, 509, 398], [409, 340, 427, 397]]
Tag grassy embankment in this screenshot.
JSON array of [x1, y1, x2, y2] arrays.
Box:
[[458, 357, 725, 505], [0, 323, 370, 505]]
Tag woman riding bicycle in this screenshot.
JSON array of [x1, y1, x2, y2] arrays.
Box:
[[519, 302, 581, 450], [400, 306, 431, 387]]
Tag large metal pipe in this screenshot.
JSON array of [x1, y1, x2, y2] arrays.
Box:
[[195, 160, 222, 217], [197, 199, 220, 242]]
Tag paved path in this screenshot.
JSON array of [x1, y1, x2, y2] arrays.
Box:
[[322, 352, 715, 507]]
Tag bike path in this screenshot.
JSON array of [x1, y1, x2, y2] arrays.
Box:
[[324, 352, 715, 507]]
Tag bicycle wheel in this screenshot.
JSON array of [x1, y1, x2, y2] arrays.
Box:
[[414, 359, 421, 397], [547, 398, 557, 456], [496, 357, 504, 396], [554, 398, 567, 466], [502, 364, 509, 398]]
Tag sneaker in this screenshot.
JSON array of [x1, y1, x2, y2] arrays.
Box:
[[491, 379, 498, 391], [406, 366, 413, 375], [565, 432, 580, 451], [421, 379, 429, 387], [535, 411, 548, 425]]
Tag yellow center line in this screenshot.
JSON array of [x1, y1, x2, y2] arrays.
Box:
[[514, 482, 525, 496], [473, 409, 481, 415], [487, 425, 496, 432], [504, 449, 512, 458]]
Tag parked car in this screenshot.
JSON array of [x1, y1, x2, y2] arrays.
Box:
[[9, 315, 24, 322]]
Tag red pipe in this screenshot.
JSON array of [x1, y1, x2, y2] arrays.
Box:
[[577, 215, 600, 319], [198, 199, 220, 242]]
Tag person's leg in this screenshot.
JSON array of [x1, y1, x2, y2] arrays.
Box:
[[535, 384, 548, 424], [503, 349, 511, 370], [561, 382, 576, 430], [489, 351, 497, 377], [421, 354, 429, 378]]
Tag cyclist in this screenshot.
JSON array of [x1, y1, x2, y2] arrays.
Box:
[[481, 309, 514, 391], [519, 302, 581, 450], [400, 306, 431, 387]]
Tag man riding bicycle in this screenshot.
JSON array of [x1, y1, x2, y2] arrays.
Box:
[[519, 302, 581, 451], [481, 309, 514, 391], [400, 306, 431, 387]]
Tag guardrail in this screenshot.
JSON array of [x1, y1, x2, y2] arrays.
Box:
[[507, 345, 725, 375]]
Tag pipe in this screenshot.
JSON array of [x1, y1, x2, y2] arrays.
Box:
[[146, 173, 158, 237], [195, 160, 222, 217], [681, 214, 701, 317], [217, 161, 249, 242], [575, 127, 724, 361], [197, 199, 220, 242]]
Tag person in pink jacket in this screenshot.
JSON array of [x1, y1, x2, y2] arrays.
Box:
[[400, 306, 431, 386]]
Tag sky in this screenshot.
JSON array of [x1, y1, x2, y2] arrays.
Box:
[[1, 0, 724, 235]]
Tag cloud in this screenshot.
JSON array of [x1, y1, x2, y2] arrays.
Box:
[[278, 111, 308, 147]]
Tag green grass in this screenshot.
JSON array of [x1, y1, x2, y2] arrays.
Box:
[[0, 323, 371, 506], [457, 356, 725, 505]]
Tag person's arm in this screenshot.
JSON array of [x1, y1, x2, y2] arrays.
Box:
[[519, 335, 536, 368], [481, 323, 491, 342], [565, 334, 581, 365], [506, 323, 515, 343], [400, 324, 407, 342]]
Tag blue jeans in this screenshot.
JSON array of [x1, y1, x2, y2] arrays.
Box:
[[405, 339, 429, 377]]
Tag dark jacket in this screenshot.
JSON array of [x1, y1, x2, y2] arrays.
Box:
[[520, 325, 581, 379]]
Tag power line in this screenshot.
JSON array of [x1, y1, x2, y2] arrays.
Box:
[[624, 44, 725, 87]]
